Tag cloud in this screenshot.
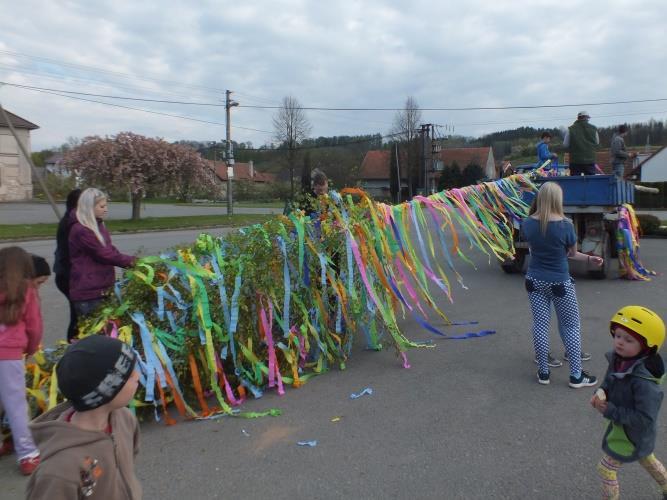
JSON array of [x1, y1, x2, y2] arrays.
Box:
[[0, 0, 665, 149]]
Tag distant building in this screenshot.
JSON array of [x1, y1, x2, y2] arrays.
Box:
[[630, 146, 667, 182], [44, 152, 71, 177], [211, 160, 276, 196], [358, 150, 407, 199], [0, 110, 38, 201], [359, 146, 496, 197]]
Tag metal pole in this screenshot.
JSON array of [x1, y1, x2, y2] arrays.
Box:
[[225, 90, 234, 215], [0, 100, 61, 220], [394, 142, 401, 203]]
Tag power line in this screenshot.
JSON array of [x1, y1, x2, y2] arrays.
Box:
[[3, 83, 273, 134], [1, 81, 224, 107], [0, 64, 220, 103], [0, 49, 227, 96], [239, 99, 667, 111], [3, 80, 667, 112]]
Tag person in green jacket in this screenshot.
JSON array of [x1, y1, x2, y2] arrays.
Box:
[[591, 306, 666, 499], [564, 111, 599, 175]]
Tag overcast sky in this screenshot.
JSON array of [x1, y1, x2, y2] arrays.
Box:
[[1, 0, 665, 150]]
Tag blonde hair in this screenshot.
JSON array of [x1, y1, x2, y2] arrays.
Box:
[[76, 188, 107, 245], [534, 182, 565, 234]]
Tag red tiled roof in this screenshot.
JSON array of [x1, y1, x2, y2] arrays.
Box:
[[212, 161, 276, 183], [0, 109, 39, 130], [360, 147, 493, 180], [359, 150, 391, 179], [437, 147, 491, 168]]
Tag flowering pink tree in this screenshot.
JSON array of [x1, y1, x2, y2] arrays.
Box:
[[65, 132, 219, 220]]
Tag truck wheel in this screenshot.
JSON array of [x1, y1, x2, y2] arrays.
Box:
[[589, 236, 612, 279], [609, 230, 618, 258], [501, 249, 527, 274]]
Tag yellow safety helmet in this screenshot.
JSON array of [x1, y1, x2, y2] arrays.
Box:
[[610, 306, 665, 351]]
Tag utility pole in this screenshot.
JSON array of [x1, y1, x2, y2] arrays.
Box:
[[419, 124, 432, 195], [225, 90, 239, 215]]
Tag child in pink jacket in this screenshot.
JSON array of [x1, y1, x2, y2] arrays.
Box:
[[0, 246, 43, 475]]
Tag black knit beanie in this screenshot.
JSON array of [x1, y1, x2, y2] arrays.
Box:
[[31, 254, 51, 278], [56, 335, 137, 411]]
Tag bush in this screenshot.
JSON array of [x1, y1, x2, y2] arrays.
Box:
[[32, 173, 77, 200], [636, 214, 661, 235]]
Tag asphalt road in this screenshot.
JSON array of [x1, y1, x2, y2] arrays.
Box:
[[1, 230, 666, 499], [0, 202, 280, 224]]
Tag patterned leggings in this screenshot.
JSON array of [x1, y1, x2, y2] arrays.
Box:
[[598, 453, 667, 498], [525, 276, 582, 377]]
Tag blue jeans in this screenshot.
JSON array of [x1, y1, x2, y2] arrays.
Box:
[[612, 162, 625, 178], [73, 298, 103, 317]]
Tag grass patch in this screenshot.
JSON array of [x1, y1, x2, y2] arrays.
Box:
[[0, 214, 274, 241]]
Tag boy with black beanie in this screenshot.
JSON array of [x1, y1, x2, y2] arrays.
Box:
[[26, 335, 143, 499]]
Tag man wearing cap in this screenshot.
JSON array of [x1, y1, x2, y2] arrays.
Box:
[[26, 336, 142, 500], [564, 111, 600, 176]]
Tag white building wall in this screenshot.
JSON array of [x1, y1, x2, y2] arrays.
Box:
[[641, 148, 667, 182], [485, 150, 496, 179], [0, 127, 33, 201]]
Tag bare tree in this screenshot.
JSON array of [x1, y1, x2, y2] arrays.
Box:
[[391, 96, 422, 143], [391, 96, 423, 198], [273, 96, 311, 197]]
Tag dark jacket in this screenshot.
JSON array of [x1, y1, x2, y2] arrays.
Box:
[[599, 350, 665, 462], [567, 120, 598, 164], [68, 216, 135, 302], [53, 209, 76, 282], [27, 403, 142, 500]]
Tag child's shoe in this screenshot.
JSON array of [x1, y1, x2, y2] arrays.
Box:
[[564, 351, 592, 362], [533, 353, 563, 367], [18, 454, 40, 475], [537, 371, 550, 385], [569, 371, 598, 388], [0, 439, 14, 457]]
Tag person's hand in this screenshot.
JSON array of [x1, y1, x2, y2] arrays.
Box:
[[590, 395, 607, 413], [630, 152, 638, 158], [551, 153, 558, 159], [589, 255, 604, 266]]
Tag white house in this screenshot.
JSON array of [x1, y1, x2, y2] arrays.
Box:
[[633, 146, 667, 182], [0, 110, 38, 201], [45, 152, 71, 177]]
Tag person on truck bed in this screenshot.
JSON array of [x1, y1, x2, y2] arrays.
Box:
[[610, 124, 637, 179], [564, 111, 599, 176]]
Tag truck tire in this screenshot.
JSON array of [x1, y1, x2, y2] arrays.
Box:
[[501, 249, 527, 274], [589, 235, 612, 279]]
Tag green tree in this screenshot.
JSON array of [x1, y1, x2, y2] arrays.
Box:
[[461, 163, 484, 186], [437, 162, 462, 190]]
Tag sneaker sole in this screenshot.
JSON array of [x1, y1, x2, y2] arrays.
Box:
[[538, 378, 550, 385], [569, 380, 598, 389], [533, 360, 563, 368], [564, 356, 592, 362]]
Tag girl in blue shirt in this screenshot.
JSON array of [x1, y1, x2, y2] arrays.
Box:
[[521, 182, 603, 387]]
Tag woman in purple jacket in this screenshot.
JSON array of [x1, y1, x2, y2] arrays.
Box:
[[68, 188, 135, 330]]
